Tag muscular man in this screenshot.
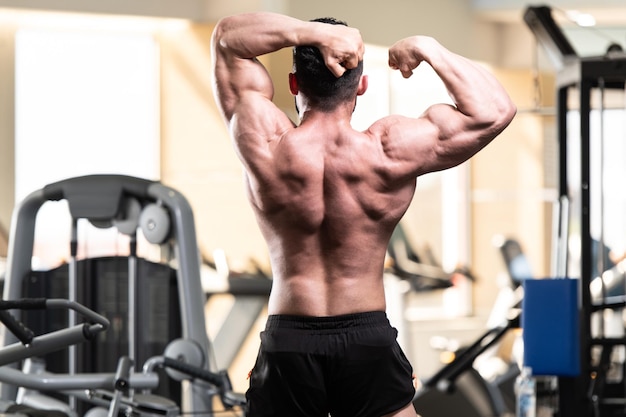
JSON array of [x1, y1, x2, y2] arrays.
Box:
[[211, 12, 516, 417]]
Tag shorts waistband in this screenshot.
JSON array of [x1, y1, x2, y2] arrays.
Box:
[[265, 311, 389, 331]]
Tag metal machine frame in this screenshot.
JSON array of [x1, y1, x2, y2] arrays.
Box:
[[555, 53, 626, 417], [0, 175, 219, 415], [525, 5, 626, 416]]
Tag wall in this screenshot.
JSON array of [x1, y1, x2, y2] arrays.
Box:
[[0, 0, 208, 20], [0, 22, 14, 256], [158, 23, 271, 273], [285, 0, 479, 57], [0, 0, 503, 62], [470, 69, 557, 313]]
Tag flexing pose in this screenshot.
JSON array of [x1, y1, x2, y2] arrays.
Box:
[[211, 12, 516, 417]]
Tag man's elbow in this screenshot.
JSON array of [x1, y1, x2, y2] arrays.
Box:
[[491, 98, 517, 134], [211, 18, 228, 48], [212, 16, 239, 51], [503, 98, 517, 124]]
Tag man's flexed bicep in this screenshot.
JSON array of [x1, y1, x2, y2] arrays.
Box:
[[371, 104, 511, 181], [386, 35, 517, 175]]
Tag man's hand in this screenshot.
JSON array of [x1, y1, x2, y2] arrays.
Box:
[[388, 36, 432, 78], [316, 24, 364, 77]]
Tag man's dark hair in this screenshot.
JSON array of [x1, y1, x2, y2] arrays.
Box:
[[293, 17, 364, 112]]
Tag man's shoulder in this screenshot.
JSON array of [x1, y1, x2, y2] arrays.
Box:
[[233, 99, 296, 135], [368, 114, 410, 132]]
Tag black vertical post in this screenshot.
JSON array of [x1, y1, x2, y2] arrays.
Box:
[[556, 81, 591, 417], [579, 78, 594, 417], [557, 86, 568, 201]]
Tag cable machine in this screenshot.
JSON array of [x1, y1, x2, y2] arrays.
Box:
[[525, 6, 626, 417]]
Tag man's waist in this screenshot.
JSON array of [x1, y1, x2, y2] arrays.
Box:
[[265, 311, 389, 331]]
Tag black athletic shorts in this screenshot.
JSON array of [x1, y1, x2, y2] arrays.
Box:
[[245, 311, 416, 417]]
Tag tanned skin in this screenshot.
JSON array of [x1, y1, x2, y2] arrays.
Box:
[[211, 12, 516, 417]]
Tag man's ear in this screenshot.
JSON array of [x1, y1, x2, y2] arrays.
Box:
[[289, 73, 298, 95], [357, 75, 368, 96]]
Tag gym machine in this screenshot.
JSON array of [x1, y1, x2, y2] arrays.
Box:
[[525, 5, 626, 417], [0, 175, 246, 416]]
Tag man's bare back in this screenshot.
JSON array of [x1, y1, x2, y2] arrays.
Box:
[[253, 118, 418, 316]]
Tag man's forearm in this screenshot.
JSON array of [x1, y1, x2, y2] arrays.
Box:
[[213, 12, 363, 77], [418, 37, 513, 120], [213, 12, 318, 59]]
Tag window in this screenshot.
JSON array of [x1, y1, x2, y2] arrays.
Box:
[[14, 16, 160, 268]]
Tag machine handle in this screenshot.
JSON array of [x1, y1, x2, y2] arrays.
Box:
[[0, 310, 34, 345]]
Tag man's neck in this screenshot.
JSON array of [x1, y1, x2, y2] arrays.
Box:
[[298, 103, 356, 125]]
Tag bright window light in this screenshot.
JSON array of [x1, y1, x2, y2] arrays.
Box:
[[565, 10, 596, 27], [14, 24, 160, 267]]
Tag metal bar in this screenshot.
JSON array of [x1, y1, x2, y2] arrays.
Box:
[[0, 324, 104, 367], [0, 366, 159, 391]]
